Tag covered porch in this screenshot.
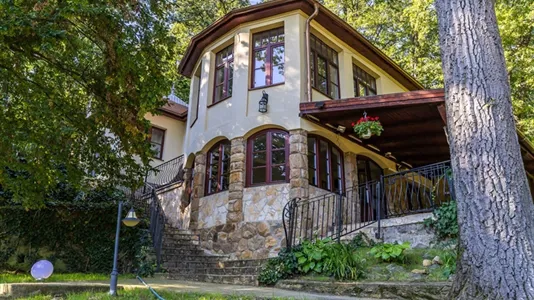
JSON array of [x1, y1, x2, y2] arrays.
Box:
[[283, 89, 534, 247]]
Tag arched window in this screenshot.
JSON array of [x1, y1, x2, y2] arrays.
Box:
[[206, 140, 231, 195], [308, 135, 344, 193], [357, 156, 383, 184], [247, 129, 289, 186]]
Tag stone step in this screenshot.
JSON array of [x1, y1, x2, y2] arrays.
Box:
[[164, 232, 200, 240], [205, 274, 258, 286], [163, 254, 225, 262], [162, 244, 202, 251], [218, 259, 268, 268], [209, 267, 261, 276], [162, 240, 200, 247], [164, 260, 219, 269], [162, 248, 205, 255]]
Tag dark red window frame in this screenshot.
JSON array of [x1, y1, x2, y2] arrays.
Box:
[[308, 135, 344, 193], [353, 64, 377, 97], [149, 126, 166, 160], [310, 35, 340, 99], [251, 27, 285, 88], [246, 129, 289, 186], [213, 44, 234, 104], [205, 140, 231, 195]]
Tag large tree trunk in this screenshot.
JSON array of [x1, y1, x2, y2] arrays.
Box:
[[435, 0, 534, 299]]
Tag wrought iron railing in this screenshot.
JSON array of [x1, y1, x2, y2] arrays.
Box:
[[144, 155, 185, 192], [283, 181, 382, 249], [283, 161, 454, 249]]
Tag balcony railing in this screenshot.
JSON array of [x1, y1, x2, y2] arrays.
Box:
[[144, 155, 185, 192]]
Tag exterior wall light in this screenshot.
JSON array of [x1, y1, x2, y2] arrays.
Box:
[[259, 91, 268, 113]]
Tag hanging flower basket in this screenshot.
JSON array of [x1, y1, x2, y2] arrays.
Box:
[[352, 115, 383, 139]]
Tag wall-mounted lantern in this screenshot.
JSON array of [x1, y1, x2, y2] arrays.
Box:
[[259, 91, 268, 113]]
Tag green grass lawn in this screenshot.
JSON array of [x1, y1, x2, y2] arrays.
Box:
[[17, 289, 290, 300], [0, 272, 135, 283]]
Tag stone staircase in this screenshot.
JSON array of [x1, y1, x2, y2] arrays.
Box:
[[161, 226, 265, 285]]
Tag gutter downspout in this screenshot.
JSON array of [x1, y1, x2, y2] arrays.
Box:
[[306, 3, 319, 102]]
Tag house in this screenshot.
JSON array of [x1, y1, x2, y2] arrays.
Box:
[[143, 0, 534, 271]]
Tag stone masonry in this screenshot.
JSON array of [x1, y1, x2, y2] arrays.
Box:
[[226, 137, 245, 230], [189, 152, 206, 230], [289, 129, 309, 201]]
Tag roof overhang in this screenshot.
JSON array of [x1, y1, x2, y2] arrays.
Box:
[[178, 0, 423, 91], [158, 100, 187, 122], [300, 89, 534, 175]]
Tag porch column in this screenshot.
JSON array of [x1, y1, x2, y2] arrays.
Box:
[[226, 137, 246, 230], [289, 129, 309, 201], [344, 152, 359, 224], [189, 152, 206, 230]]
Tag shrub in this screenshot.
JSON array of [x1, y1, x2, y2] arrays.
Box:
[[258, 248, 298, 286], [323, 242, 364, 280], [369, 242, 410, 263], [294, 238, 332, 274], [424, 200, 459, 240]]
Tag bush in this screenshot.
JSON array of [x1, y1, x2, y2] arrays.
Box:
[[424, 200, 459, 240], [369, 242, 410, 263], [258, 248, 298, 285], [0, 187, 153, 274], [323, 242, 363, 280], [294, 238, 364, 280]]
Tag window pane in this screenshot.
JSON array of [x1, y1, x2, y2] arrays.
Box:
[[307, 137, 316, 155], [331, 84, 339, 100], [308, 167, 317, 186], [318, 57, 327, 77], [151, 143, 162, 158], [253, 134, 267, 151], [252, 167, 266, 184], [214, 85, 223, 102], [272, 64, 284, 84], [331, 147, 342, 192], [272, 132, 286, 149], [216, 68, 224, 84], [319, 140, 330, 190], [272, 165, 286, 181], [272, 150, 285, 165], [330, 65, 338, 85], [227, 79, 233, 97], [208, 179, 218, 194], [254, 35, 261, 48], [221, 175, 229, 191], [253, 152, 266, 167], [278, 33, 285, 43], [254, 69, 267, 87], [254, 49, 266, 68], [151, 128, 164, 144]]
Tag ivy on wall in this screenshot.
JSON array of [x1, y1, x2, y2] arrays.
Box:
[[0, 188, 152, 274]]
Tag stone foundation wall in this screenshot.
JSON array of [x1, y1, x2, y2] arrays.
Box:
[[197, 191, 229, 229], [243, 183, 289, 222], [198, 220, 285, 260], [156, 184, 190, 229]]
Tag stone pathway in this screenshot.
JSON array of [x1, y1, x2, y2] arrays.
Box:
[[110, 278, 377, 300]]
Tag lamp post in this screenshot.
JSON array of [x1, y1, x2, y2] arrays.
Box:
[[109, 201, 140, 296]]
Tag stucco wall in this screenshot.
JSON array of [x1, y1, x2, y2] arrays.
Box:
[[184, 10, 410, 157], [197, 191, 229, 229], [145, 113, 186, 166]]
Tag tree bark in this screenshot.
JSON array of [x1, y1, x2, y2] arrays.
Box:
[[435, 0, 534, 299]]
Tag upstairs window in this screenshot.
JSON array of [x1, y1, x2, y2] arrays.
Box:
[[213, 44, 234, 104], [353, 64, 377, 97], [252, 28, 285, 88], [308, 135, 344, 193], [247, 129, 289, 186], [206, 140, 231, 195], [149, 127, 165, 160], [310, 35, 340, 99]]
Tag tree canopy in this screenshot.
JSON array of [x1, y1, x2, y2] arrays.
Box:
[[0, 0, 176, 207]]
